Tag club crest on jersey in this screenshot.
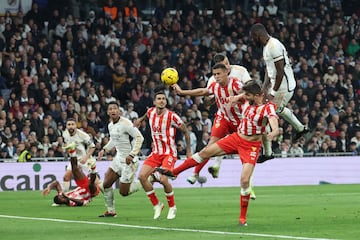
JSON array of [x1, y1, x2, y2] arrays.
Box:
[[152, 126, 161, 133], [215, 122, 220, 128]]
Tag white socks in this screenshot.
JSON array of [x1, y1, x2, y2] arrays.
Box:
[[213, 156, 223, 168], [62, 181, 70, 192], [128, 180, 142, 195], [262, 135, 273, 156], [192, 153, 204, 163], [104, 187, 115, 213], [279, 107, 304, 132]]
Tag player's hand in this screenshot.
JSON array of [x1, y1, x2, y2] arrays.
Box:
[[41, 187, 50, 196], [97, 149, 105, 161], [125, 155, 133, 165], [79, 156, 87, 164], [267, 130, 279, 141], [172, 84, 182, 95], [133, 119, 141, 128], [227, 94, 245, 105]]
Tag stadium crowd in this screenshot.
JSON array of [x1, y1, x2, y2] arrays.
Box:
[[0, 0, 360, 162]]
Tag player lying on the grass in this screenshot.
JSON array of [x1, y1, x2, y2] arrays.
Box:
[[42, 144, 100, 206], [157, 80, 279, 225]]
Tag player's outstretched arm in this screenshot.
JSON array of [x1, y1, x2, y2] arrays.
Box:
[[134, 112, 148, 128], [172, 83, 209, 96]]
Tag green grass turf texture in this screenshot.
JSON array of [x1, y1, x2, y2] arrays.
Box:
[[0, 184, 359, 240]]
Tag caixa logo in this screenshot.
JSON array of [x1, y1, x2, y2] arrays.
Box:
[[0, 163, 57, 191]]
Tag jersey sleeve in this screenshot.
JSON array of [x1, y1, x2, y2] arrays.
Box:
[[207, 81, 216, 95], [171, 112, 184, 128], [103, 123, 115, 152], [269, 39, 285, 62], [265, 102, 278, 118], [79, 130, 95, 148], [123, 118, 144, 156]]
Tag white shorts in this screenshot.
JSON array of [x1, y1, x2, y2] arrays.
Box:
[[272, 91, 294, 113], [110, 156, 139, 183], [66, 158, 92, 173]]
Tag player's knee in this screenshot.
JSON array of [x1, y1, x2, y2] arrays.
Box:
[[276, 106, 285, 115], [137, 173, 147, 182], [102, 181, 112, 189], [240, 176, 250, 189], [119, 189, 129, 197]]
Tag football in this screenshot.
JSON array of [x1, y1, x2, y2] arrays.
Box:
[[161, 68, 179, 85]]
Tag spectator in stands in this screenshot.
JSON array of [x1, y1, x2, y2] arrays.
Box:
[[103, 0, 118, 22]]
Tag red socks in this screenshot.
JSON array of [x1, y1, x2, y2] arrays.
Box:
[[173, 158, 198, 175], [147, 191, 159, 206], [240, 194, 250, 223], [194, 159, 209, 174], [166, 192, 175, 207]]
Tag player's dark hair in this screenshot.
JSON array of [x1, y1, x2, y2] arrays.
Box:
[[242, 80, 262, 95], [107, 101, 119, 109], [53, 195, 67, 205], [154, 86, 166, 98], [66, 118, 76, 123], [250, 23, 267, 35], [213, 53, 226, 63], [212, 63, 227, 71], [154, 90, 165, 98]]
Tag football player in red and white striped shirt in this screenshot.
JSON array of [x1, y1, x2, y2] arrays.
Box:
[[135, 90, 191, 220], [171, 63, 244, 178], [42, 154, 100, 207], [158, 80, 279, 226]]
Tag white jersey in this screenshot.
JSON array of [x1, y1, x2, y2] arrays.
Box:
[[103, 117, 144, 162], [63, 129, 95, 160], [263, 37, 296, 92], [206, 65, 251, 88]]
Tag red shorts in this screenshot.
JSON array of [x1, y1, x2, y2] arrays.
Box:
[[75, 176, 100, 197], [144, 152, 177, 170], [75, 176, 89, 190], [216, 132, 262, 165], [211, 116, 238, 138]]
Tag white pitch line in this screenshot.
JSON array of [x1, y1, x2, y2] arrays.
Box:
[[0, 214, 338, 240]]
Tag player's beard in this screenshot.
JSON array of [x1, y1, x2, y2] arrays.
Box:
[[68, 128, 75, 135]]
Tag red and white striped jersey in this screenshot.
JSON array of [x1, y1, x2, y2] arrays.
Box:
[[147, 107, 183, 156], [66, 186, 92, 206], [207, 76, 244, 126], [238, 101, 277, 135]]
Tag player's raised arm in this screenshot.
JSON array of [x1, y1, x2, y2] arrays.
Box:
[[134, 112, 148, 128], [172, 83, 209, 96]]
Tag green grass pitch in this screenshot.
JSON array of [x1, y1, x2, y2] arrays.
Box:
[[0, 184, 359, 240]]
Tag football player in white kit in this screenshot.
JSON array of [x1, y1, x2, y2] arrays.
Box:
[[97, 101, 144, 217], [250, 23, 309, 163], [62, 118, 96, 192]]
